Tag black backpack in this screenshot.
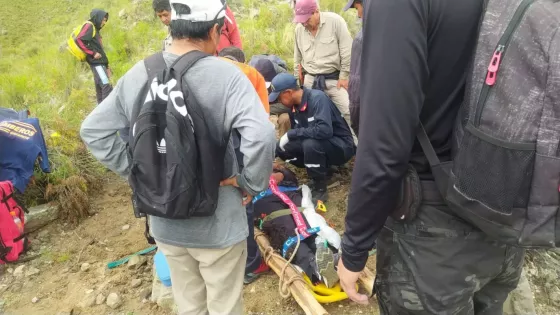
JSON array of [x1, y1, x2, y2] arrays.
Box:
[[128, 51, 228, 232]]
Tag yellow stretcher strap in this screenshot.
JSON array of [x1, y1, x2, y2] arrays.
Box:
[[302, 274, 358, 304]]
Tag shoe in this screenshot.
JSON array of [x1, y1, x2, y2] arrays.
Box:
[[315, 243, 339, 288], [244, 259, 270, 284]]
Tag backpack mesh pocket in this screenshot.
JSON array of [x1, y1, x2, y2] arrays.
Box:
[[453, 125, 535, 215]]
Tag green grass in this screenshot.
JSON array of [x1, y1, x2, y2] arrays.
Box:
[[0, 0, 358, 204]]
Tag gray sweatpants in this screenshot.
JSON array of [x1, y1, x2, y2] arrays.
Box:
[[374, 181, 525, 315]]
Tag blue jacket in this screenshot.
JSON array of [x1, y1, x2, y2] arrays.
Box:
[[0, 117, 50, 192], [286, 88, 354, 147]]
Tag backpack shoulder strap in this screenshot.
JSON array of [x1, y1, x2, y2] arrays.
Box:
[[169, 50, 211, 78], [130, 52, 167, 124]]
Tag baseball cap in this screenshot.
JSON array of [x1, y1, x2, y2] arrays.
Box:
[[293, 0, 318, 23], [170, 0, 226, 22], [343, 0, 357, 11], [268, 73, 299, 103], [254, 59, 276, 88]]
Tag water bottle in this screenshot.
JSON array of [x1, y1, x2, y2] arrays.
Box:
[[10, 211, 23, 233]]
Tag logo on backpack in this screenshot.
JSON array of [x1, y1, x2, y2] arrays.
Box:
[[156, 138, 166, 154]]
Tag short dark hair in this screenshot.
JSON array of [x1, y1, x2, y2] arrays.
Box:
[[152, 0, 170, 13], [218, 46, 246, 63], [169, 3, 225, 41]]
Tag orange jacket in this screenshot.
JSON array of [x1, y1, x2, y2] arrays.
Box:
[[220, 58, 270, 113]]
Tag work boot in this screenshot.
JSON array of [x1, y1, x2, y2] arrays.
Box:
[[311, 180, 328, 205]]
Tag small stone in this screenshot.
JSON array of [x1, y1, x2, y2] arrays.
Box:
[[61, 268, 70, 274], [127, 255, 147, 269], [85, 289, 94, 294], [121, 224, 130, 230], [78, 293, 96, 308], [81, 263, 91, 272], [6, 268, 13, 274], [250, 287, 256, 293], [551, 288, 560, 307], [96, 293, 106, 305], [131, 278, 142, 288], [106, 292, 122, 309], [338, 305, 343, 308], [25, 267, 40, 277], [32, 297, 40, 303], [38, 229, 50, 239], [118, 9, 127, 19], [13, 265, 25, 277]]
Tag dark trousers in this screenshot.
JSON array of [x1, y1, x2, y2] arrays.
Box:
[[91, 64, 113, 104], [276, 138, 354, 181], [233, 132, 262, 274], [374, 181, 525, 315], [245, 203, 262, 274]]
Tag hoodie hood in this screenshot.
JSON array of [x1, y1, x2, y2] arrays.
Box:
[[90, 9, 109, 29]]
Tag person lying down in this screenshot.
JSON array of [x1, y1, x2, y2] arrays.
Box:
[[253, 164, 340, 288]]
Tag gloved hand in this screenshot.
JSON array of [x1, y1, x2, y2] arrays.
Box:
[[279, 133, 290, 151]]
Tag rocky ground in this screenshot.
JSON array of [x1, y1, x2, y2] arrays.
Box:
[[0, 173, 558, 315]]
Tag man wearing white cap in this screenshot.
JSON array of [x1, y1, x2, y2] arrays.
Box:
[[80, 0, 275, 314], [293, 0, 355, 142]]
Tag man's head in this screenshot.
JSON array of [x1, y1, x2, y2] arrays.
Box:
[[293, 0, 320, 31], [254, 59, 277, 89], [153, 0, 172, 26], [218, 46, 246, 63], [90, 9, 109, 30], [343, 0, 363, 19], [268, 73, 302, 108], [169, 0, 226, 54]]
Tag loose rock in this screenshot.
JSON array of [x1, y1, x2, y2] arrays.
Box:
[[106, 292, 122, 309], [127, 255, 147, 269], [131, 278, 142, 288], [6, 268, 13, 274], [25, 267, 40, 277], [551, 287, 560, 307], [13, 265, 25, 277], [96, 293, 106, 305], [121, 224, 130, 230], [32, 297, 40, 303], [81, 263, 91, 272], [78, 293, 96, 308]]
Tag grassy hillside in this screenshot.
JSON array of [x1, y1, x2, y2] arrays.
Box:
[[0, 0, 358, 204]]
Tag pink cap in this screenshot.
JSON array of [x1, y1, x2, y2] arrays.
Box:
[[293, 0, 318, 23]]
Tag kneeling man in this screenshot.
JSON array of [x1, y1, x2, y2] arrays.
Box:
[[269, 73, 355, 203]]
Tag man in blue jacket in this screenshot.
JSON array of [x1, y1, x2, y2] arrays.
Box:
[[269, 73, 355, 203]]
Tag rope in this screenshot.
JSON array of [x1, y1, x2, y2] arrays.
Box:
[[255, 229, 308, 299], [278, 228, 302, 298]]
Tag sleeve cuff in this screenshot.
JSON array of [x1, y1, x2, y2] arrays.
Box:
[[340, 71, 350, 80], [341, 242, 369, 272]]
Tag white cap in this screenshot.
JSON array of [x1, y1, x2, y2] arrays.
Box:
[[170, 0, 227, 22]]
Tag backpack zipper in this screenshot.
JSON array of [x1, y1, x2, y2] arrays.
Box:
[[474, 0, 535, 127]]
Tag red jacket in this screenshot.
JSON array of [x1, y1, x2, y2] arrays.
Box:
[[217, 6, 242, 53]]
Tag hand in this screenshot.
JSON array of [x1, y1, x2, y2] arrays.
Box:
[[106, 68, 112, 78], [271, 172, 285, 183], [337, 259, 369, 305], [94, 52, 102, 59], [337, 79, 349, 90], [279, 133, 289, 151], [220, 177, 253, 206]]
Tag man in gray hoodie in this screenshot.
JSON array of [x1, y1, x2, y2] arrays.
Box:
[[80, 0, 276, 313]]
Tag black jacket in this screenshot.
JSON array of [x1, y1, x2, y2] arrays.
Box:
[[76, 9, 109, 66], [286, 88, 354, 147], [342, 0, 485, 272]]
